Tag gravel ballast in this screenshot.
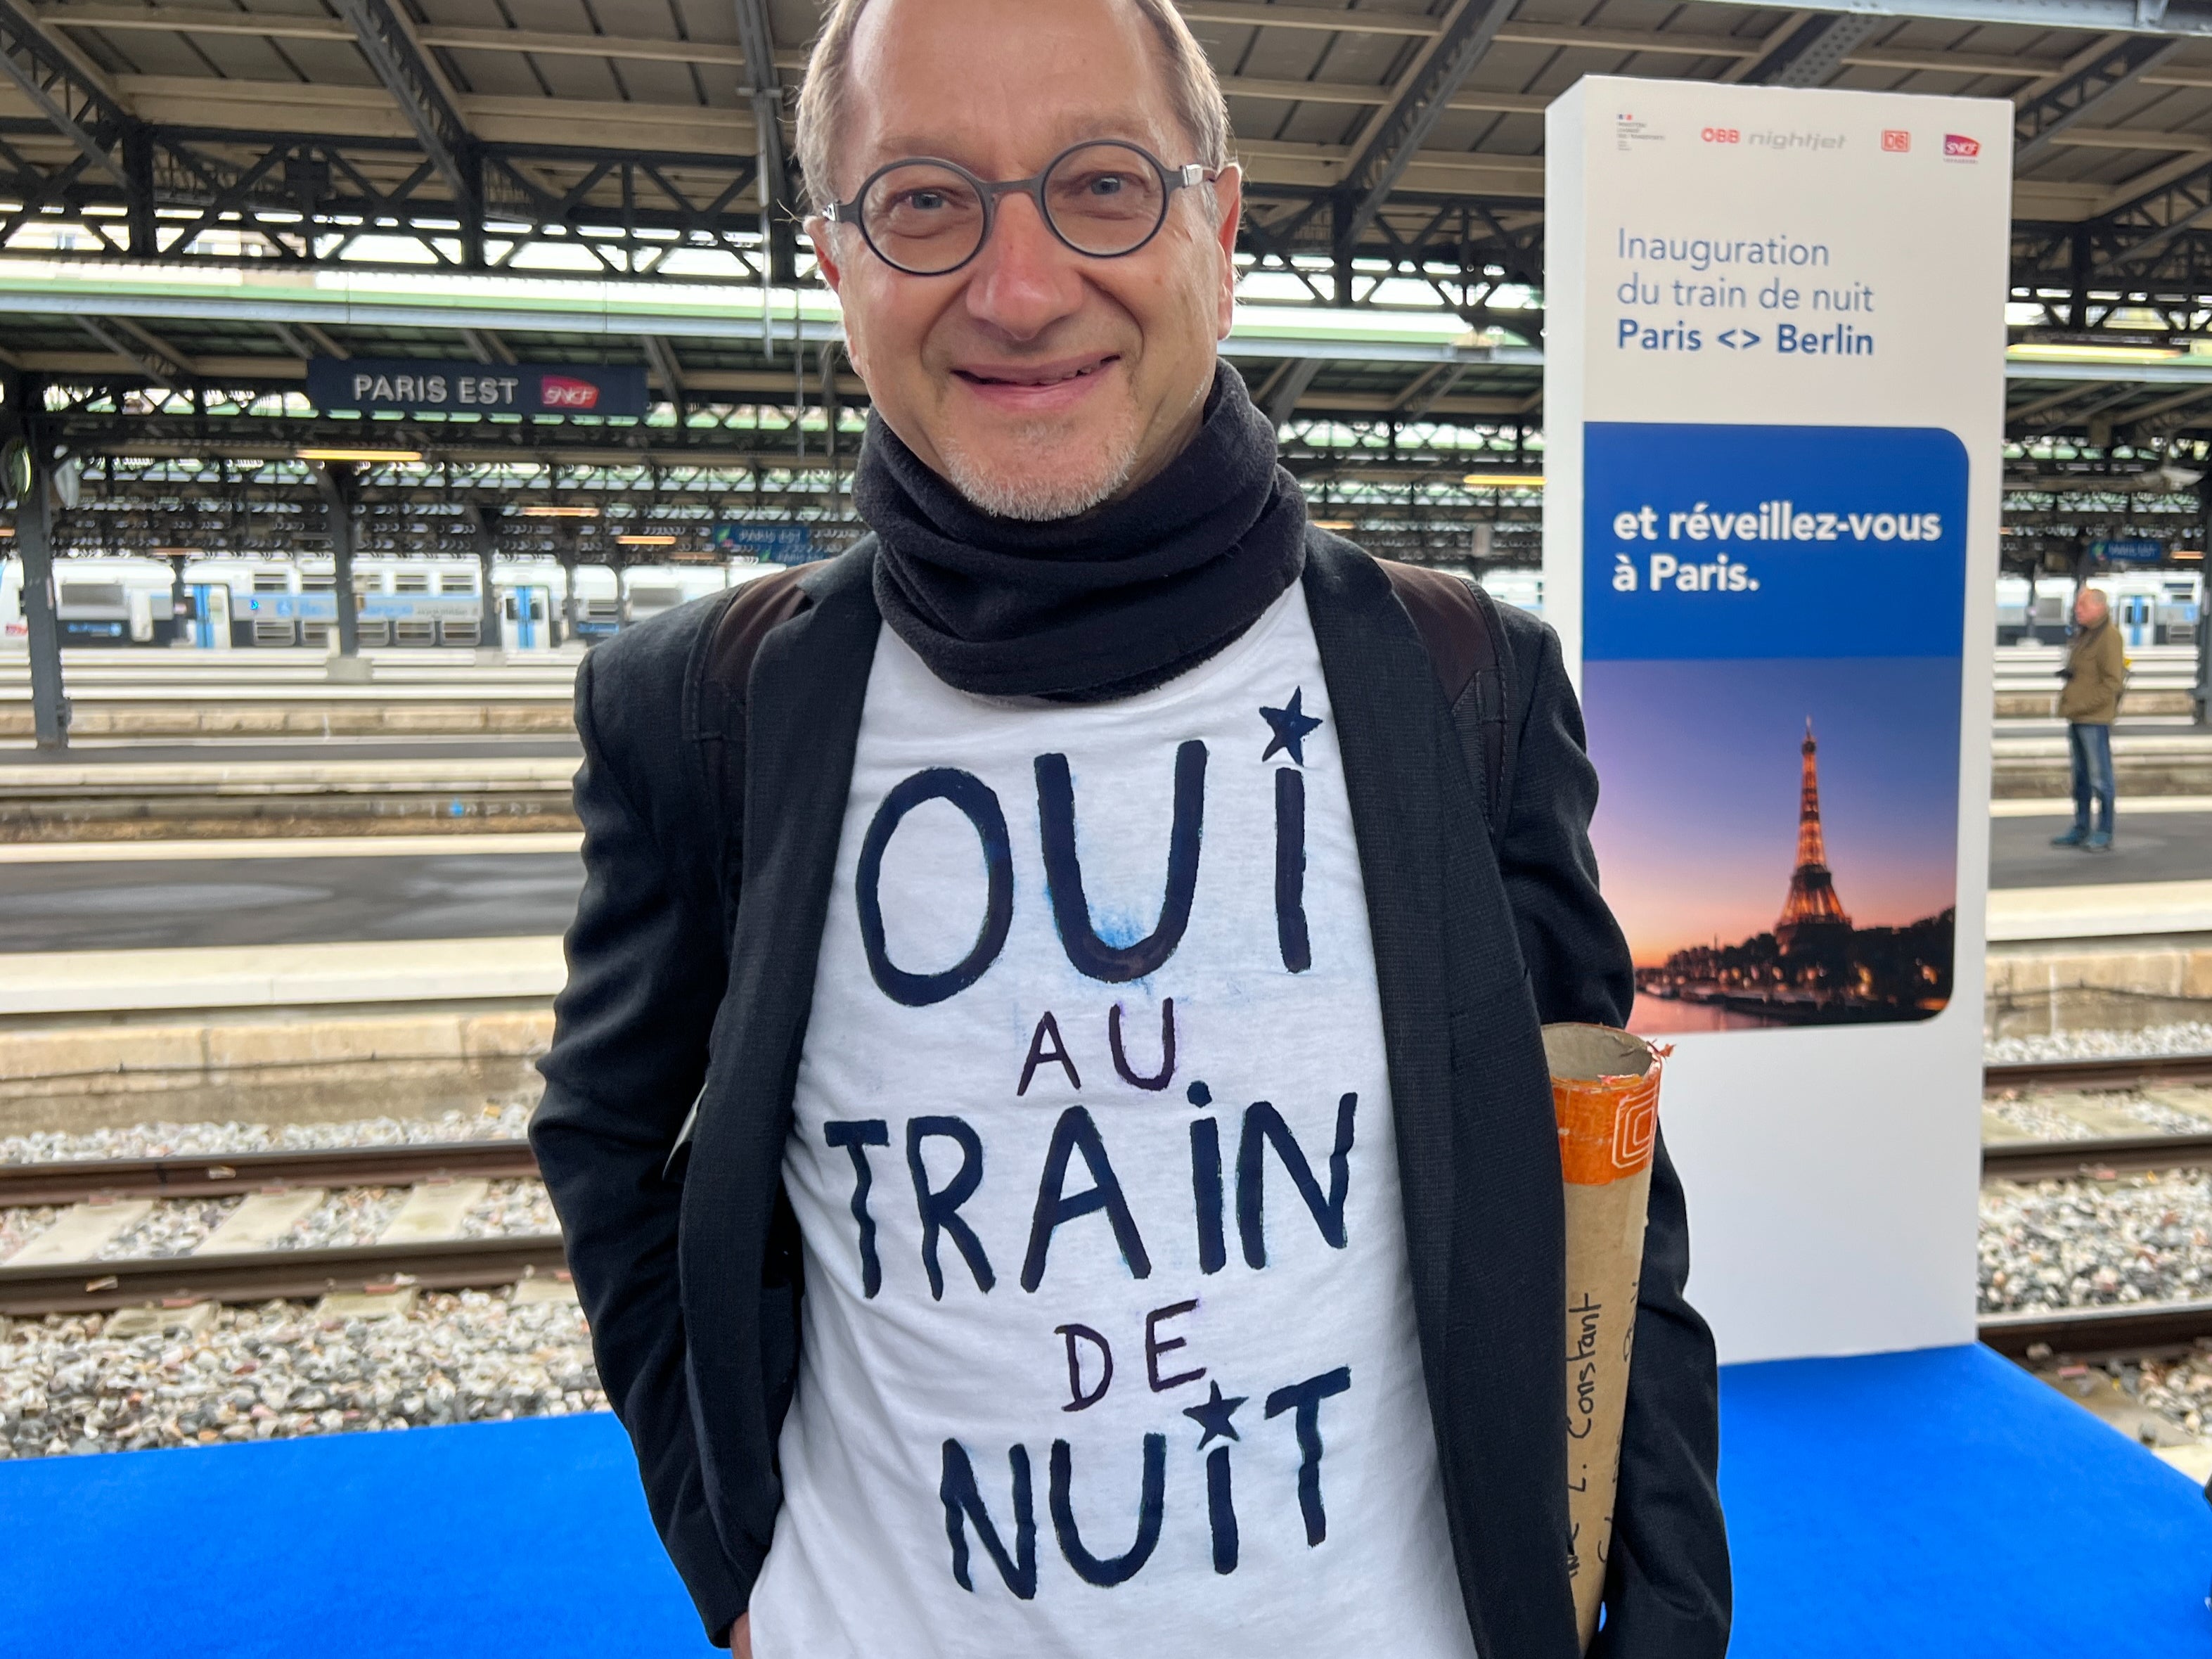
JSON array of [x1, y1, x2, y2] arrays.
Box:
[[1, 1101, 535, 1166], [1981, 1170, 2212, 1313], [1986, 1021, 2212, 1066], [0, 1288, 601, 1460]]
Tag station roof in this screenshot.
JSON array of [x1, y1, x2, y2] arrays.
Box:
[[8, 0, 2212, 548]]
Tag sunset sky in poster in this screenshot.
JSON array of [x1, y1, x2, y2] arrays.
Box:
[[1583, 655, 1961, 965]]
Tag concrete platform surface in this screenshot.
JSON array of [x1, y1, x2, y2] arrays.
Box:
[[0, 850, 582, 952], [0, 935, 565, 1015], [0, 737, 581, 764], [1988, 878, 2212, 941], [1991, 809, 2212, 888], [0, 757, 577, 790], [0, 832, 583, 863]]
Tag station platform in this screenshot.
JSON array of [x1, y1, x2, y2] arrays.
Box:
[[0, 1343, 2198, 1656]]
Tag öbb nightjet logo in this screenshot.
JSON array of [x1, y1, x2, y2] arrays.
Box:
[[1943, 134, 1981, 160], [1881, 129, 1910, 153], [540, 376, 601, 410]]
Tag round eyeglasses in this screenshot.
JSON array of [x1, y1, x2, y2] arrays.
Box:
[[823, 140, 1218, 277]]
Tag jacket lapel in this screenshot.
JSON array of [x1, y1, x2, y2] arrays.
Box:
[[1301, 535, 1458, 1343], [682, 542, 884, 1538]]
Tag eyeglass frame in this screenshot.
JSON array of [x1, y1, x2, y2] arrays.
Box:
[[820, 139, 1222, 277]]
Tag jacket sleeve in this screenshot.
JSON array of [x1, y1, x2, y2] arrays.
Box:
[[530, 636, 752, 1645], [1494, 615, 1733, 1659], [2097, 627, 2129, 707]]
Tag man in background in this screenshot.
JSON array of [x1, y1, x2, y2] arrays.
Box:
[[2053, 584, 2127, 852]]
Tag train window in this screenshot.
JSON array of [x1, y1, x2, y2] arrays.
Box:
[[394, 570, 432, 593], [252, 572, 288, 592], [302, 575, 333, 591], [629, 585, 683, 610], [439, 572, 477, 593], [58, 582, 125, 609]]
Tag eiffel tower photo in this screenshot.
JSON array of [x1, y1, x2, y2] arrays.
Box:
[[1630, 709, 1954, 1031], [1775, 719, 1851, 957]]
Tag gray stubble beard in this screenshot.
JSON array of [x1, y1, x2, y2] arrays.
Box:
[[934, 421, 1140, 523]]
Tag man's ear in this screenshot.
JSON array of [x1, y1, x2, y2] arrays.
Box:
[[807, 217, 844, 294], [809, 219, 872, 387], [1211, 163, 1243, 341]]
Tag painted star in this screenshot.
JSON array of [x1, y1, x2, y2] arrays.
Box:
[[1183, 1380, 1247, 1447], [1259, 688, 1325, 764]]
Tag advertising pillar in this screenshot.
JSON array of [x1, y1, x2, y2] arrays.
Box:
[[1544, 80, 2010, 1361]]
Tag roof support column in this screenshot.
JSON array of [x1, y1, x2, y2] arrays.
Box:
[[2199, 473, 2212, 724], [312, 461, 368, 678], [9, 378, 69, 751], [474, 504, 503, 657]]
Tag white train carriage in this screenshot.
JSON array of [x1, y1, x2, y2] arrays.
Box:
[[0, 555, 778, 651], [1995, 570, 2201, 647]]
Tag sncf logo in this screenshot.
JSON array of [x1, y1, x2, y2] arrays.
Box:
[[1881, 129, 1910, 153], [540, 376, 601, 409], [1943, 133, 1981, 160]]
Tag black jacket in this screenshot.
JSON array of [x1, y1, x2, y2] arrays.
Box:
[[532, 533, 1730, 1655]]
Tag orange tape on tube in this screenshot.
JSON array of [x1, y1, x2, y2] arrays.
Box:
[[1553, 1057, 1661, 1186]]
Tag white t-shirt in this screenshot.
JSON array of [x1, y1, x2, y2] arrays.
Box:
[[749, 587, 1475, 1659]]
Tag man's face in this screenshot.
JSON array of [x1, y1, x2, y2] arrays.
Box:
[[810, 0, 1241, 520], [2076, 589, 2107, 627]]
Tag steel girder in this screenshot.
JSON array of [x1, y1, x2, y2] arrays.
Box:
[[2015, 34, 2185, 167], [730, 0, 798, 284], [0, 0, 769, 276], [1328, 0, 1521, 293], [328, 0, 489, 264], [1747, 13, 1886, 87], [0, 116, 770, 276]]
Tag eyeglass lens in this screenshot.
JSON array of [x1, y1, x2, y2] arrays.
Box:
[[861, 142, 1169, 274]]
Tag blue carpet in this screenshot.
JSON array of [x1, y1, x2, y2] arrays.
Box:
[[0, 1412, 700, 1658], [1721, 1344, 2211, 1655], [0, 1345, 2204, 1655]]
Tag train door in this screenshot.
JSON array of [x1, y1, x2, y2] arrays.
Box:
[[504, 585, 551, 651], [2118, 592, 2155, 648], [185, 583, 233, 648]]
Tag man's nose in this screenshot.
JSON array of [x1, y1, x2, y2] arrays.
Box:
[[962, 192, 1086, 340]]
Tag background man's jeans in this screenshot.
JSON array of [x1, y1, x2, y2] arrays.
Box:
[[2068, 721, 2115, 835]]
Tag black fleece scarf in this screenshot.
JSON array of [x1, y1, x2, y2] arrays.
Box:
[[856, 362, 1307, 701]]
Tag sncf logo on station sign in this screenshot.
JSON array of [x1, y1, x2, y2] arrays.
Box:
[[1943, 134, 1981, 160], [539, 376, 602, 411]]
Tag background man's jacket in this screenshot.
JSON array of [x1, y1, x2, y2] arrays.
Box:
[[2058, 618, 2127, 725], [532, 533, 1731, 1657]]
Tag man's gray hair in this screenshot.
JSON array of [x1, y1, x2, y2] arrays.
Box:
[[793, 0, 1233, 211]]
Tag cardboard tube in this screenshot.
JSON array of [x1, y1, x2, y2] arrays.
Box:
[[1543, 1023, 1664, 1652]]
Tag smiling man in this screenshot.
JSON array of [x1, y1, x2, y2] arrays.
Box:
[[531, 2, 1729, 1656]]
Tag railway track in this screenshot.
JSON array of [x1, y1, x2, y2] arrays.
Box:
[[1983, 1052, 2212, 1093], [1979, 1300, 2212, 1359], [1, 1050, 2206, 1320], [0, 1140, 560, 1317]]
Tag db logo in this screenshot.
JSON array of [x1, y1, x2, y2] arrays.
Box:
[[1881, 129, 1911, 153], [1700, 126, 1740, 143], [540, 376, 602, 410], [1943, 133, 1980, 159]]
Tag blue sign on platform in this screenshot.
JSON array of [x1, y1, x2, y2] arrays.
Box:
[[712, 523, 821, 563], [2089, 537, 2163, 564]]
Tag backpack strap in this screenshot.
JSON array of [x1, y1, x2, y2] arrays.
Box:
[[1377, 558, 1512, 848], [662, 563, 818, 1182]]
